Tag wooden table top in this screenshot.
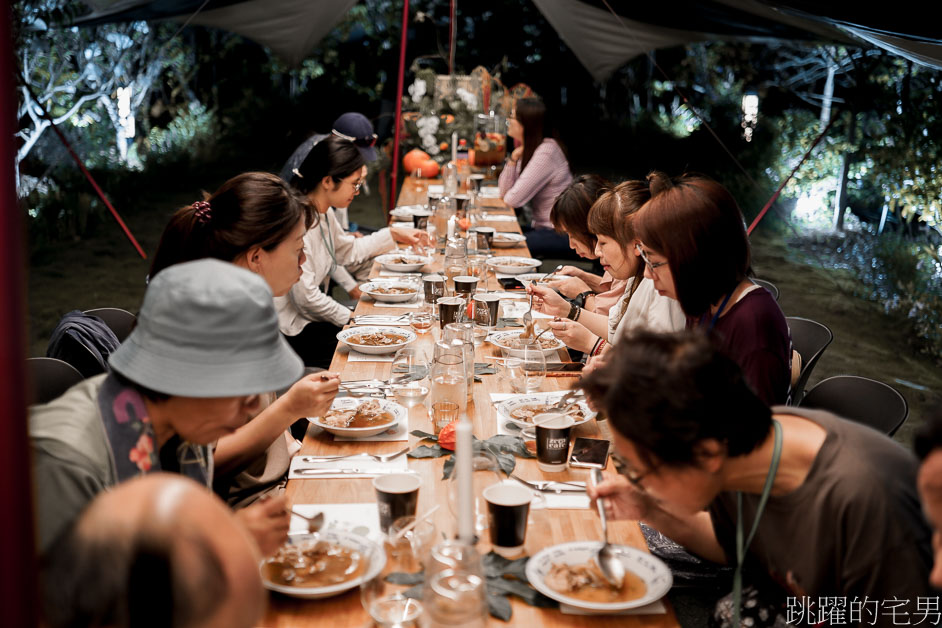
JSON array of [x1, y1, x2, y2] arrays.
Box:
[[261, 176, 679, 627]]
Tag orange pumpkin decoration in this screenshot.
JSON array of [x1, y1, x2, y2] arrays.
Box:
[[438, 421, 459, 450], [403, 148, 430, 173], [439, 141, 449, 152], [417, 159, 440, 178]]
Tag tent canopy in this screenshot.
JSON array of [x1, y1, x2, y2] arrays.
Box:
[[75, 0, 942, 80]]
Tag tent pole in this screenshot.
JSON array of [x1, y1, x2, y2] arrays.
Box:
[[449, 0, 456, 74], [390, 0, 410, 214], [0, 4, 38, 625]]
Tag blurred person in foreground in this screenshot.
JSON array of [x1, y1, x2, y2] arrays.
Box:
[[582, 329, 931, 626], [30, 259, 307, 557], [915, 409, 942, 589], [41, 473, 264, 628]]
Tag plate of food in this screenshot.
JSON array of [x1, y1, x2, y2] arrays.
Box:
[[360, 281, 420, 303], [526, 542, 672, 612], [389, 205, 428, 221], [310, 397, 406, 438], [337, 326, 416, 355], [487, 329, 565, 357], [374, 253, 431, 272], [496, 392, 595, 428], [491, 232, 527, 248], [516, 272, 551, 284], [487, 256, 541, 275], [261, 530, 386, 600]]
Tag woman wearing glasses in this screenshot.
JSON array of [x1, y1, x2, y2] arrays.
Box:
[[634, 171, 791, 405], [583, 330, 930, 626], [529, 180, 685, 358], [499, 98, 574, 259], [280, 135, 428, 369]]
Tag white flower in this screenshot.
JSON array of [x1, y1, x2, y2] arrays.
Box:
[[416, 115, 439, 132], [426, 143, 440, 156], [456, 87, 477, 110], [420, 133, 437, 149], [408, 79, 427, 100]]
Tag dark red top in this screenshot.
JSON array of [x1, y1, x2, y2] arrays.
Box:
[[692, 287, 791, 405]]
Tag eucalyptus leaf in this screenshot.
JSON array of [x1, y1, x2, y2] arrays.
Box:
[[486, 435, 536, 459], [486, 591, 513, 621], [442, 454, 455, 479], [385, 571, 425, 586], [411, 429, 439, 441], [498, 318, 523, 328], [409, 444, 448, 459], [483, 552, 530, 581]]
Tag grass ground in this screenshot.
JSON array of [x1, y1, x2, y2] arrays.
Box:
[[26, 170, 941, 450]]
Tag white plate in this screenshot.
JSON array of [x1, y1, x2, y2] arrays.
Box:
[[360, 281, 421, 303], [488, 329, 565, 357], [491, 232, 526, 248], [261, 530, 386, 600], [389, 204, 428, 221], [310, 397, 406, 438], [337, 326, 416, 355], [526, 542, 672, 612], [374, 253, 431, 273], [487, 256, 541, 275], [496, 392, 595, 428], [516, 273, 548, 283]]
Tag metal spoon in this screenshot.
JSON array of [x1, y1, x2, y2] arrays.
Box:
[[290, 509, 325, 534], [542, 264, 564, 282], [591, 468, 626, 588]]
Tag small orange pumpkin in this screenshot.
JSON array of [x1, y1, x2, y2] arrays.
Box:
[[403, 148, 430, 173], [417, 159, 440, 178], [438, 421, 459, 450]]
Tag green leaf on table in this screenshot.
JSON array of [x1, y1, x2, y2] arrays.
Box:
[[485, 435, 536, 459], [409, 444, 448, 459], [483, 551, 530, 581], [486, 591, 513, 621], [385, 571, 425, 586], [474, 363, 498, 376], [442, 453, 456, 479], [410, 429, 439, 441], [498, 318, 523, 328]]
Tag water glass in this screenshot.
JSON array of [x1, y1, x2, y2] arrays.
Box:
[[431, 400, 460, 435], [501, 339, 545, 393], [409, 305, 434, 335], [430, 352, 467, 418], [471, 300, 492, 347], [360, 542, 423, 628], [423, 540, 487, 628], [391, 347, 430, 409]]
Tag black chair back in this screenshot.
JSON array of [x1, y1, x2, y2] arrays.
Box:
[[27, 357, 84, 405], [786, 316, 834, 405], [84, 307, 137, 343], [752, 278, 779, 301], [799, 375, 909, 436]]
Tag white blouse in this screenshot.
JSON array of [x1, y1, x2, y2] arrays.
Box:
[[608, 276, 686, 343]]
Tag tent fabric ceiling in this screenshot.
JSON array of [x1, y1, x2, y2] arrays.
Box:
[[75, 0, 942, 77]]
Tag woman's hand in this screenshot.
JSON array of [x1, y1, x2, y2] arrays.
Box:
[[528, 283, 570, 318], [548, 275, 592, 299], [282, 372, 340, 418], [347, 286, 363, 300], [235, 494, 290, 557], [390, 227, 430, 247], [510, 146, 523, 162], [548, 318, 597, 353], [587, 474, 651, 521]]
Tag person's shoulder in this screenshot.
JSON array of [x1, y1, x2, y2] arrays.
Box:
[[29, 374, 112, 472], [536, 138, 566, 157]]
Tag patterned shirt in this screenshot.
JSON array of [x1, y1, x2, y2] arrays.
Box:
[[498, 139, 572, 229]]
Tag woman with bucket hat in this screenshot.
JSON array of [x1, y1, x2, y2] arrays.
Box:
[[30, 259, 317, 557]]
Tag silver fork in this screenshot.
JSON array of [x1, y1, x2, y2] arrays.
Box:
[[510, 474, 586, 494], [547, 389, 585, 412], [522, 282, 534, 333], [299, 446, 410, 464]]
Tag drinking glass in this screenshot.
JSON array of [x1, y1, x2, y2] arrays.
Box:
[[430, 352, 467, 417], [444, 254, 469, 296], [360, 543, 423, 628], [501, 339, 545, 393], [446, 450, 502, 538], [409, 305, 434, 335], [470, 300, 491, 347], [391, 347, 430, 409], [423, 541, 487, 628]]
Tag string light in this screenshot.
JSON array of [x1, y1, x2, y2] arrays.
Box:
[[741, 92, 759, 142]]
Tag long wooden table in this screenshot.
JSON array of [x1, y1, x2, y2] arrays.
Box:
[[262, 177, 679, 627]]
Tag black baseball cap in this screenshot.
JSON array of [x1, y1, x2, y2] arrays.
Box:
[[332, 112, 378, 162]]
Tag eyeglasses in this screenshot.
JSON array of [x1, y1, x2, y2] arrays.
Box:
[[635, 243, 667, 271], [612, 452, 655, 492], [332, 128, 378, 147], [351, 178, 364, 192]]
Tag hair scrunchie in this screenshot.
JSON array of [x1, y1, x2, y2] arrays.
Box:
[[193, 201, 212, 224]]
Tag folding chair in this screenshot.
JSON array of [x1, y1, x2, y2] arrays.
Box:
[[799, 375, 909, 436], [26, 357, 84, 405], [786, 316, 834, 405], [752, 278, 779, 301], [84, 307, 137, 343]]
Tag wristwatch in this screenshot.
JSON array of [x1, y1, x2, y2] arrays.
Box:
[[574, 290, 594, 308]]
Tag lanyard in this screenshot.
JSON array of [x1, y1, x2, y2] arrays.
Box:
[[733, 418, 783, 626], [318, 217, 337, 274], [706, 291, 733, 330]]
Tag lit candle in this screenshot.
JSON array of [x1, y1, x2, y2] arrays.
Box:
[[456, 415, 474, 542]]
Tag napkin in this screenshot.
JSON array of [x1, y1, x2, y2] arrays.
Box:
[[482, 214, 517, 222], [559, 601, 667, 616], [346, 351, 396, 363], [479, 186, 499, 198], [528, 485, 590, 510], [499, 301, 553, 319], [334, 418, 409, 442], [427, 185, 444, 194], [288, 452, 409, 479], [290, 503, 382, 542]]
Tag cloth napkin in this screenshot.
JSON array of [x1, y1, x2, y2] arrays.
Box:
[[346, 351, 396, 363], [289, 503, 382, 542], [288, 452, 409, 479], [334, 418, 409, 442], [481, 214, 517, 222], [479, 186, 499, 198], [427, 185, 444, 194]]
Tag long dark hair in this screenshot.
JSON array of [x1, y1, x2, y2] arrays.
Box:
[[514, 98, 564, 172], [149, 172, 314, 279], [287, 135, 365, 195], [549, 174, 611, 249], [635, 171, 751, 317]]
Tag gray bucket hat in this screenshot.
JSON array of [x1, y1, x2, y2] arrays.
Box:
[[109, 259, 304, 397]]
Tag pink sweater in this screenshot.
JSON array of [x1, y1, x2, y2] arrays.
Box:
[[498, 139, 572, 229]]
